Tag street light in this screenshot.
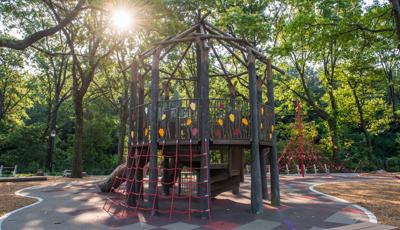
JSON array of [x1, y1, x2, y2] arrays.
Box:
[[47, 129, 56, 172]]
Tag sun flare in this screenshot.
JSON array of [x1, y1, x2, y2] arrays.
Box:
[[111, 8, 133, 31]]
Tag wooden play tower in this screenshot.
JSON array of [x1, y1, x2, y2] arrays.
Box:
[[104, 16, 283, 220]]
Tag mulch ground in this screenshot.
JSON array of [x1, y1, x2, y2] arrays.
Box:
[[0, 176, 95, 217], [314, 175, 400, 227]]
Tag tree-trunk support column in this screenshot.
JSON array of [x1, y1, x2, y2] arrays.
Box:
[[135, 58, 145, 198], [198, 37, 210, 219], [248, 48, 263, 214], [148, 48, 161, 213], [257, 76, 269, 200], [126, 62, 138, 206], [266, 59, 280, 206]]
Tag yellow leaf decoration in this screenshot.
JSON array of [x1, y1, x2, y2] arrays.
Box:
[[158, 128, 165, 137], [189, 102, 196, 111], [229, 114, 235, 123], [242, 117, 249, 126], [217, 118, 224, 126], [144, 128, 149, 137], [261, 107, 264, 116], [271, 125, 275, 132], [161, 114, 166, 120], [186, 118, 193, 126]]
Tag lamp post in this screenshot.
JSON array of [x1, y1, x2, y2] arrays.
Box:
[[47, 129, 56, 172]]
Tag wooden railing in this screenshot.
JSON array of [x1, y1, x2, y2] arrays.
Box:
[[131, 98, 273, 144]]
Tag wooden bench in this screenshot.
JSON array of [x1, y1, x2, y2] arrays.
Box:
[[329, 222, 398, 230]]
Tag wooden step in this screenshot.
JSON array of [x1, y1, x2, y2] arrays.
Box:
[[211, 175, 240, 197], [210, 171, 230, 184]]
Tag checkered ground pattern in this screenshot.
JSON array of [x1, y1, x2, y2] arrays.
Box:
[[1, 174, 378, 230]]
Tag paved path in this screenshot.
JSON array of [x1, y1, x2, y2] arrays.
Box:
[[0, 174, 385, 230]]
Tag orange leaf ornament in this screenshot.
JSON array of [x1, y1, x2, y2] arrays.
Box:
[[242, 117, 249, 126], [158, 128, 165, 137]]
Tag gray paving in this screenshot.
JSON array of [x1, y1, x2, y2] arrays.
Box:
[[0, 174, 383, 230]]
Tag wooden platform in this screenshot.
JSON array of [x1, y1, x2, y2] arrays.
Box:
[[328, 222, 398, 230], [0, 176, 47, 182]]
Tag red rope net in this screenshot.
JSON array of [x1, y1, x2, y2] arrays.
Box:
[[103, 140, 211, 222]]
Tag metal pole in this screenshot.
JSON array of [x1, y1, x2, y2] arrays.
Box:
[[286, 164, 289, 175], [266, 59, 280, 206], [13, 165, 17, 177], [248, 47, 263, 214]]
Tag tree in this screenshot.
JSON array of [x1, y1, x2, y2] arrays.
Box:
[[390, 0, 400, 50], [0, 49, 33, 123], [32, 36, 72, 171], [0, 0, 85, 50], [59, 8, 121, 178]]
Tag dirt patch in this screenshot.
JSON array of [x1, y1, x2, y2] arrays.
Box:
[[360, 172, 400, 178], [314, 179, 400, 227], [0, 176, 97, 217]]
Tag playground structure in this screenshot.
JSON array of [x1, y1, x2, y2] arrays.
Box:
[[0, 165, 17, 177], [104, 16, 284, 220], [278, 100, 332, 176], [279, 138, 331, 175]]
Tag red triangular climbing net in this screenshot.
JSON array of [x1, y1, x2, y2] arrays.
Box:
[[103, 140, 211, 222]]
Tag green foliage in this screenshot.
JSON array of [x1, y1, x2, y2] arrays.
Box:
[[0, 123, 46, 172], [0, 0, 400, 174]]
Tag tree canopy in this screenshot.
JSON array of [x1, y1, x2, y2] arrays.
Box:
[[1, 0, 399, 176]]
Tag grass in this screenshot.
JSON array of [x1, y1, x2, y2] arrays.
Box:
[[314, 178, 400, 227]]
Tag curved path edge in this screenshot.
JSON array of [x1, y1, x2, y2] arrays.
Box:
[[309, 182, 378, 224], [0, 186, 44, 230]]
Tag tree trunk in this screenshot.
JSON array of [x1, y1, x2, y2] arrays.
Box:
[[390, 0, 400, 51], [327, 118, 340, 162], [117, 96, 129, 165], [350, 87, 373, 161], [98, 164, 127, 192], [72, 93, 84, 178], [387, 70, 398, 127], [0, 91, 4, 121]]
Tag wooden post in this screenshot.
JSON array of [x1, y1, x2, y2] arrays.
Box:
[[135, 59, 145, 197], [266, 59, 280, 206], [126, 62, 138, 206], [198, 36, 210, 219], [248, 48, 263, 214], [148, 47, 161, 212], [257, 76, 269, 200]]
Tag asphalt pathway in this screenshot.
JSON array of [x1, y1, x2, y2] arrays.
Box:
[[0, 174, 382, 230]]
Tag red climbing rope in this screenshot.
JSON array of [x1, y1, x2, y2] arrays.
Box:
[[103, 139, 211, 222], [297, 100, 305, 177]]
